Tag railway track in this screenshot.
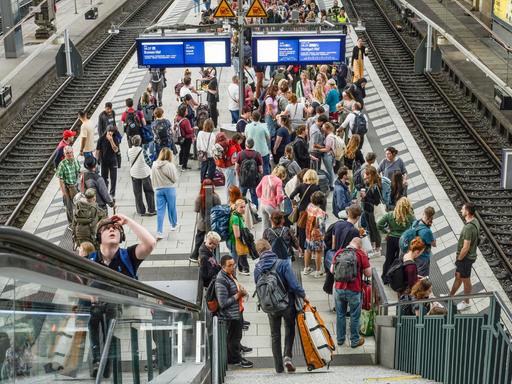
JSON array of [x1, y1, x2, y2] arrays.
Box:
[[345, 0, 512, 295], [0, 0, 174, 227]]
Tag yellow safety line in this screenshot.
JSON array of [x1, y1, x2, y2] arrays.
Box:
[[365, 375, 423, 381]]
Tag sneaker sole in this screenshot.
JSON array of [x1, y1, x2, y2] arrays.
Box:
[[284, 362, 295, 373]]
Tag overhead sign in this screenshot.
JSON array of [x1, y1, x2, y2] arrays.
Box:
[[136, 35, 231, 68], [213, 0, 236, 18], [246, 0, 267, 18], [252, 32, 346, 65]]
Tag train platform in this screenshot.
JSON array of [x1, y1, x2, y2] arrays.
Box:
[[19, 0, 512, 372]]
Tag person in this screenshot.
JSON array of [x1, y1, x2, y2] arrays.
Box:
[[176, 104, 194, 170], [361, 166, 382, 256], [95, 125, 120, 198], [401, 237, 426, 292], [337, 90, 356, 129], [351, 38, 366, 82], [98, 102, 116, 138], [256, 166, 286, 230], [229, 199, 251, 275], [151, 147, 179, 239], [88, 214, 156, 375], [56, 146, 81, 224], [319, 122, 337, 189], [227, 75, 240, 124], [198, 231, 221, 288], [402, 278, 432, 316], [377, 197, 415, 280], [78, 241, 95, 257], [121, 98, 146, 148], [83, 156, 114, 211], [206, 68, 219, 127], [332, 204, 362, 251], [331, 237, 371, 348], [222, 133, 243, 193], [54, 130, 77, 168], [341, 102, 367, 149], [273, 114, 291, 164], [332, 167, 352, 219], [312, 82, 326, 108], [150, 68, 166, 106], [197, 118, 217, 182], [325, 79, 340, 120], [215, 255, 253, 368], [192, 0, 200, 16], [262, 211, 299, 263], [304, 191, 327, 278], [190, 179, 222, 263], [244, 111, 271, 176], [128, 135, 156, 216], [450, 202, 480, 311], [151, 107, 173, 158], [389, 171, 407, 211], [278, 145, 301, 183], [295, 70, 314, 101], [378, 146, 408, 183], [236, 138, 263, 210], [343, 134, 364, 176], [179, 76, 199, 102], [284, 93, 305, 132], [410, 206, 437, 276], [264, 85, 279, 140], [236, 107, 251, 134], [351, 78, 368, 108], [309, 114, 328, 161], [139, 92, 156, 134], [78, 111, 95, 158], [254, 239, 306, 373]]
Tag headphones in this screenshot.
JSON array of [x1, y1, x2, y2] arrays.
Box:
[[96, 220, 126, 244]]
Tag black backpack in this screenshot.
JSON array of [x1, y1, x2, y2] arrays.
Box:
[[125, 111, 141, 137], [334, 248, 358, 283], [254, 261, 289, 314], [155, 120, 169, 146], [353, 113, 367, 136], [353, 165, 365, 190], [239, 151, 261, 188], [269, 228, 289, 260], [386, 258, 409, 292]]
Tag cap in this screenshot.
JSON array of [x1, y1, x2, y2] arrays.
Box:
[[84, 156, 97, 170], [85, 188, 96, 199], [63, 130, 77, 139]]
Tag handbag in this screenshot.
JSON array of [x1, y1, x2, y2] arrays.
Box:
[[296, 210, 308, 229], [212, 169, 225, 187], [361, 235, 373, 255], [235, 237, 249, 256], [288, 185, 311, 223]]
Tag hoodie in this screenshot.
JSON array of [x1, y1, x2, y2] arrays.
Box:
[[151, 160, 178, 189]]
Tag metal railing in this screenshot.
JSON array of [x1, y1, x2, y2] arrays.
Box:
[[371, 267, 389, 315], [211, 316, 228, 384]]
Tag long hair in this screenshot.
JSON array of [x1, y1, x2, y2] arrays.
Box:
[[345, 134, 361, 159], [279, 114, 292, 134], [391, 171, 405, 203], [393, 197, 413, 226], [313, 82, 325, 104], [157, 147, 173, 162], [411, 278, 432, 299], [365, 166, 381, 189], [228, 185, 242, 206]]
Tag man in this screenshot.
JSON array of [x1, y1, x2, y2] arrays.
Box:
[[292, 125, 312, 169], [236, 138, 263, 210], [331, 237, 371, 348], [332, 204, 362, 251], [72, 188, 107, 248], [206, 68, 219, 127], [410, 206, 437, 276], [198, 231, 221, 288], [78, 111, 95, 158], [121, 98, 146, 148], [95, 125, 120, 198], [309, 114, 328, 161], [98, 102, 117, 138], [150, 67, 166, 106], [128, 135, 156, 216], [341, 102, 368, 149], [254, 240, 306, 373], [306, 105, 324, 130], [54, 130, 77, 168], [227, 75, 240, 124], [450, 202, 480, 311], [88, 214, 156, 376], [332, 167, 353, 219], [56, 145, 81, 224], [244, 111, 270, 175], [215, 255, 253, 368], [236, 107, 251, 135], [83, 156, 114, 211]]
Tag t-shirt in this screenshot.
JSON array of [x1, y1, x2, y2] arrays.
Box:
[[325, 89, 340, 114], [265, 96, 278, 116], [80, 121, 96, 152], [244, 122, 270, 157], [207, 77, 218, 104], [236, 118, 248, 133], [92, 245, 142, 277], [96, 134, 120, 166], [275, 127, 290, 155], [412, 220, 435, 262], [121, 108, 144, 127], [378, 157, 407, 179], [457, 220, 480, 261], [332, 248, 370, 292], [229, 212, 245, 245], [285, 102, 305, 126], [309, 124, 324, 152], [227, 83, 239, 111], [179, 85, 192, 99], [333, 220, 360, 250]]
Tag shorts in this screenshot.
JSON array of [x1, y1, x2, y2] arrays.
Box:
[[305, 240, 324, 252], [455, 258, 475, 279]]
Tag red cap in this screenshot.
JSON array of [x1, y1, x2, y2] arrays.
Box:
[[63, 130, 77, 139]]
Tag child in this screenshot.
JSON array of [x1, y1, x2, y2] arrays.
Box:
[[78, 241, 95, 257], [304, 191, 327, 278]]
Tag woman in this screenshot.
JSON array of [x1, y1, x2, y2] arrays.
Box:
[[352, 38, 367, 82], [316, 72, 329, 94], [277, 79, 291, 113], [400, 237, 426, 292], [264, 84, 279, 138], [402, 278, 432, 316], [229, 199, 251, 275], [151, 147, 179, 239], [351, 78, 368, 107], [176, 103, 194, 170], [361, 166, 382, 256], [389, 171, 407, 211], [190, 179, 222, 262], [304, 191, 327, 278], [377, 197, 415, 280], [278, 145, 301, 183], [343, 134, 364, 176], [229, 185, 260, 229], [273, 115, 292, 164], [284, 93, 306, 132], [256, 166, 286, 230], [325, 79, 340, 120], [199, 232, 222, 288], [223, 133, 244, 199], [312, 82, 326, 107], [196, 118, 217, 182], [319, 122, 337, 190], [263, 210, 299, 263], [378, 146, 408, 182], [295, 70, 315, 101], [128, 135, 155, 216], [337, 90, 356, 126]]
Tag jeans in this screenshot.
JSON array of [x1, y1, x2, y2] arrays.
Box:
[[262, 154, 271, 176], [89, 303, 118, 363], [382, 236, 400, 279], [132, 176, 155, 214], [200, 157, 216, 181], [241, 187, 258, 209], [193, 0, 200, 14], [83, 151, 94, 158], [268, 306, 296, 372], [264, 115, 277, 138], [261, 203, 276, 230], [227, 239, 239, 267], [230, 110, 240, 124], [224, 167, 238, 200], [101, 163, 117, 197], [226, 318, 242, 364], [322, 152, 335, 188], [204, 0, 211, 10], [179, 138, 192, 168], [335, 289, 362, 347], [156, 187, 177, 234]]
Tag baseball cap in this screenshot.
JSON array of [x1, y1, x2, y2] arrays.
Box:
[[63, 130, 77, 139]]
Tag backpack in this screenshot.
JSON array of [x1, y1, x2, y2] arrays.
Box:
[[353, 165, 365, 191], [273, 70, 286, 84], [210, 205, 231, 241], [173, 118, 185, 145], [399, 294, 415, 316], [213, 132, 230, 165], [239, 151, 261, 188], [269, 228, 289, 260], [151, 68, 162, 84], [380, 176, 391, 206], [386, 258, 406, 291], [175, 82, 185, 100], [353, 113, 367, 136], [334, 248, 358, 283], [72, 201, 104, 247], [206, 278, 219, 313], [399, 225, 422, 254], [332, 134, 345, 161], [125, 111, 142, 137], [254, 261, 289, 314], [88, 248, 137, 279], [141, 103, 155, 123], [155, 120, 169, 146]]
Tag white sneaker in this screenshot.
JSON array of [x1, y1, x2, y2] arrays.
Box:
[[457, 302, 471, 311], [170, 225, 177, 231], [156, 233, 164, 240], [303, 267, 312, 275], [314, 271, 325, 278]]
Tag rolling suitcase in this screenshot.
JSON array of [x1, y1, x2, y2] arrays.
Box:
[[297, 301, 335, 371]]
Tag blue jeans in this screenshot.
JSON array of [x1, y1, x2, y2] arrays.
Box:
[[83, 151, 94, 158], [204, 0, 211, 10], [193, 0, 200, 14], [230, 110, 240, 124], [262, 154, 271, 176], [240, 186, 258, 210], [264, 115, 277, 138], [156, 187, 177, 234], [200, 158, 216, 182], [224, 167, 238, 200], [322, 152, 335, 188], [335, 289, 362, 347]]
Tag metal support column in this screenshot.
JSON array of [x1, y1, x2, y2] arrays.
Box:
[[64, 29, 73, 76], [0, 0, 24, 58], [425, 24, 432, 73], [130, 326, 141, 384], [238, 8, 245, 116]]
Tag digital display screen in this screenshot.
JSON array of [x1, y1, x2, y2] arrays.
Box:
[[252, 34, 346, 65], [136, 37, 231, 68]]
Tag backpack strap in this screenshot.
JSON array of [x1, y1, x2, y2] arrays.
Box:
[[119, 248, 137, 279]]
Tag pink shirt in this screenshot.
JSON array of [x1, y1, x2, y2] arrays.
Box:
[[256, 175, 284, 208]]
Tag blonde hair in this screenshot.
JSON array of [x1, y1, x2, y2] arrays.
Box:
[[393, 197, 413, 226], [157, 147, 173, 162], [313, 83, 325, 104], [272, 165, 287, 181], [303, 169, 319, 185], [234, 199, 246, 209], [345, 134, 361, 159], [79, 241, 95, 256]]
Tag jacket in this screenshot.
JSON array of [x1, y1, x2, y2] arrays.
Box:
[[98, 110, 116, 138], [84, 171, 113, 208], [254, 251, 305, 306], [332, 178, 351, 217], [292, 136, 309, 169], [256, 175, 284, 208], [151, 160, 177, 189], [199, 244, 220, 288], [362, 184, 381, 213], [215, 270, 241, 320], [177, 117, 194, 139]]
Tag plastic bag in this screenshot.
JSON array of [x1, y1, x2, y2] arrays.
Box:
[[360, 309, 375, 337]]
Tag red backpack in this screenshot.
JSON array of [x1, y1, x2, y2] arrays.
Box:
[[213, 132, 231, 168]]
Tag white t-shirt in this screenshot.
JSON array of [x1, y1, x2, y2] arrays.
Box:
[[196, 131, 217, 157], [227, 83, 239, 111], [179, 85, 193, 99], [285, 102, 305, 125], [80, 121, 95, 152]]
